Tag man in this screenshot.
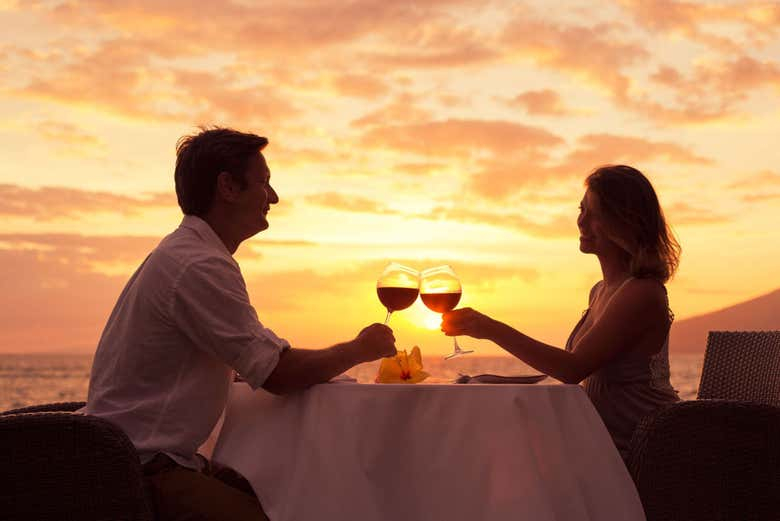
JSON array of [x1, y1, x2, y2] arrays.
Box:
[[82, 127, 396, 520]]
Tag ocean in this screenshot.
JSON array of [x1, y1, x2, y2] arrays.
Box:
[[0, 352, 704, 411]]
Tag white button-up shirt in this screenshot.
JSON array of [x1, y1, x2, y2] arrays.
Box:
[[82, 215, 288, 469]]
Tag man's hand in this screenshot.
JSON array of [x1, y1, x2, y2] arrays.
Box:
[[352, 323, 397, 363]]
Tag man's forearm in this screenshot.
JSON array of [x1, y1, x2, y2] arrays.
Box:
[[262, 342, 363, 395]]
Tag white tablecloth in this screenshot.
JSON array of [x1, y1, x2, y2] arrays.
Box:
[[212, 383, 645, 521]]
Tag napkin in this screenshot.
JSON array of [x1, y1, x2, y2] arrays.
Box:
[[375, 346, 430, 384]]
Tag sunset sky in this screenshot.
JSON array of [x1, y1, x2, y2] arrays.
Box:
[[1, 0, 779, 356]]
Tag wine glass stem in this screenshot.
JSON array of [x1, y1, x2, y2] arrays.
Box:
[[453, 336, 462, 353], [384, 310, 392, 325]]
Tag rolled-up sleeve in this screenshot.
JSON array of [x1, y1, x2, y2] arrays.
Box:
[[171, 255, 289, 389]]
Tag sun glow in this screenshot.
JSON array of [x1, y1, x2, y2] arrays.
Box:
[[423, 310, 443, 330]]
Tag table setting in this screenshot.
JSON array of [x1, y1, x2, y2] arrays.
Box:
[[207, 262, 646, 520]]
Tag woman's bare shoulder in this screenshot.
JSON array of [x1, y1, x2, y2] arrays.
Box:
[[618, 278, 668, 315], [587, 280, 604, 306]]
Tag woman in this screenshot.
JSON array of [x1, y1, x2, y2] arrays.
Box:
[[442, 164, 681, 459]]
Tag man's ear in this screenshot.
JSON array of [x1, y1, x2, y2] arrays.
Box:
[[216, 171, 240, 202]]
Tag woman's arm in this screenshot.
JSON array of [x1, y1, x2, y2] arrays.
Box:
[[441, 279, 669, 384]]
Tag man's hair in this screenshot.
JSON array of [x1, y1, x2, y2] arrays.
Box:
[[585, 164, 681, 283], [174, 127, 268, 216]]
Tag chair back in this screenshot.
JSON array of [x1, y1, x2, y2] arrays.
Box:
[[628, 400, 780, 521], [697, 330, 780, 405], [0, 408, 154, 521]]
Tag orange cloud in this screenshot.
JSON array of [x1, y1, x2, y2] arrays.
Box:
[[329, 73, 389, 99], [43, 0, 477, 59], [20, 39, 299, 125], [619, 0, 780, 50], [305, 192, 400, 215], [561, 134, 713, 169], [508, 89, 572, 116], [502, 18, 649, 102], [37, 121, 103, 147], [466, 133, 712, 199], [415, 205, 575, 239], [499, 11, 780, 125], [728, 170, 780, 189], [728, 170, 780, 203], [392, 161, 449, 176], [665, 201, 729, 225], [0, 184, 173, 221], [352, 93, 434, 128], [636, 56, 780, 124], [741, 192, 780, 203], [359, 118, 563, 158]]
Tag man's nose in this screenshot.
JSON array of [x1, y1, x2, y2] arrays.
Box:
[[268, 185, 279, 204]]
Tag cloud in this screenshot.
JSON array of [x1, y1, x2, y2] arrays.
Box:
[[561, 133, 713, 169], [507, 89, 573, 116], [34, 120, 106, 157], [359, 118, 563, 158], [305, 192, 400, 215], [741, 192, 780, 203], [619, 0, 780, 50], [20, 38, 299, 125], [392, 161, 449, 176], [727, 170, 780, 189], [499, 11, 780, 125], [329, 73, 389, 99], [0, 247, 127, 351], [351, 93, 434, 128], [414, 205, 575, 239], [501, 18, 649, 102], [665, 201, 729, 225], [635, 56, 780, 124], [43, 0, 478, 59], [467, 132, 713, 199], [0, 184, 173, 221], [725, 170, 780, 203], [37, 120, 103, 147]]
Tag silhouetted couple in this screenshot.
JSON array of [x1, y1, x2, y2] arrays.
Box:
[[82, 127, 679, 520]]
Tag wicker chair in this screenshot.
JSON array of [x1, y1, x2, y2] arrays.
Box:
[[628, 400, 780, 521], [0, 401, 155, 521], [697, 331, 780, 405]]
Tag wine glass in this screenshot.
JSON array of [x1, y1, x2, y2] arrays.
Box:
[[420, 265, 474, 360], [376, 263, 420, 324]]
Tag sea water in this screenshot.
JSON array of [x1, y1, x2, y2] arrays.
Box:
[[0, 352, 704, 411]]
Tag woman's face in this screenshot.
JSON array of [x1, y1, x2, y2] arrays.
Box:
[[577, 189, 615, 255]]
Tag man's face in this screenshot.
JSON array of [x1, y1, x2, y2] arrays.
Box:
[[234, 152, 279, 236]]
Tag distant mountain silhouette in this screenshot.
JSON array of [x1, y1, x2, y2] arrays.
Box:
[[670, 288, 780, 353]]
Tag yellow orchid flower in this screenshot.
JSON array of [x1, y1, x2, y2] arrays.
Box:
[[375, 345, 430, 384]]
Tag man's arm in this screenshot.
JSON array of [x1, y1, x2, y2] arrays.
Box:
[[262, 323, 396, 394]]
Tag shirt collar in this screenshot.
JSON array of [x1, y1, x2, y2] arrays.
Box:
[[179, 215, 232, 257]]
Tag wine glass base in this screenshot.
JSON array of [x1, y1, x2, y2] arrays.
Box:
[[444, 349, 474, 360]]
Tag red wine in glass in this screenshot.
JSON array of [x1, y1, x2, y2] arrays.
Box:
[[376, 263, 420, 324], [420, 265, 474, 359], [419, 292, 461, 313]]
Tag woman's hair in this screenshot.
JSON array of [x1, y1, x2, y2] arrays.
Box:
[[585, 165, 681, 282], [174, 127, 268, 216]]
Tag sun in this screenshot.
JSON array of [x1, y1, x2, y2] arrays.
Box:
[[423, 310, 442, 330]]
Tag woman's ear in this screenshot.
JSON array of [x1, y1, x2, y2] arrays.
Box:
[[216, 171, 239, 202]]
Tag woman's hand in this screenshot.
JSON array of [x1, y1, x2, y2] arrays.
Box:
[[441, 307, 497, 340]]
